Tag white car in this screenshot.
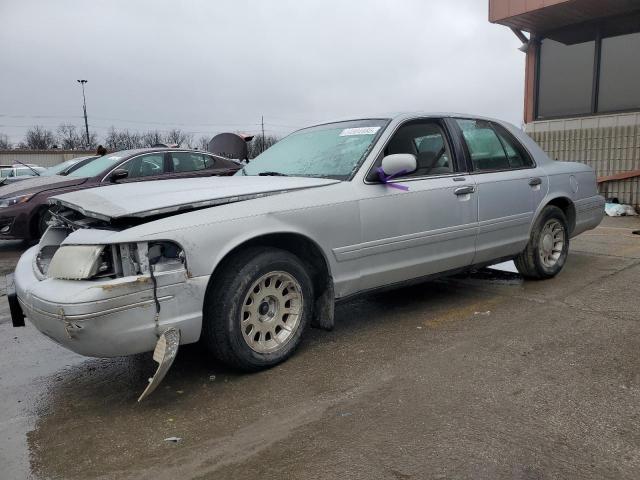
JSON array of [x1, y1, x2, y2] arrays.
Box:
[[0, 164, 46, 184]]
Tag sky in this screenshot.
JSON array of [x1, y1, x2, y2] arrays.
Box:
[[0, 0, 525, 145]]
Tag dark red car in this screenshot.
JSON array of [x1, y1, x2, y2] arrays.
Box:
[[0, 148, 241, 241]]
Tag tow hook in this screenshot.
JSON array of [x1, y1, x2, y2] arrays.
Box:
[[138, 328, 180, 402]]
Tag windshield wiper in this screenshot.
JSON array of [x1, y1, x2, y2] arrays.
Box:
[[13, 159, 40, 176], [258, 171, 288, 177]]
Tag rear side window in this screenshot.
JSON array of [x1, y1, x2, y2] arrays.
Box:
[[171, 152, 210, 172], [120, 153, 166, 178], [456, 119, 533, 171]]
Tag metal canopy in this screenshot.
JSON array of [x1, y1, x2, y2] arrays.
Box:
[[490, 0, 640, 35]]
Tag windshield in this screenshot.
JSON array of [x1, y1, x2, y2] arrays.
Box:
[[68, 154, 124, 178], [238, 119, 388, 180], [43, 159, 77, 176]]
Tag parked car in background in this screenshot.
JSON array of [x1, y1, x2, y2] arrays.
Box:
[[41, 156, 99, 177], [0, 148, 240, 240], [0, 164, 47, 185], [9, 113, 604, 400]]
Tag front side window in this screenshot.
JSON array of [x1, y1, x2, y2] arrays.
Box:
[[239, 119, 388, 180], [171, 152, 208, 173], [375, 121, 453, 178], [120, 153, 166, 178], [537, 38, 595, 118], [456, 119, 532, 171]]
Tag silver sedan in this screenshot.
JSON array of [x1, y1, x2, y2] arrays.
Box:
[[10, 113, 604, 397]]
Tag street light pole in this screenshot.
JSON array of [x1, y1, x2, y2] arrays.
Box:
[[77, 79, 90, 148]]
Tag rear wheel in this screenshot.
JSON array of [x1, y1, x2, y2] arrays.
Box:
[[515, 205, 569, 279], [202, 247, 313, 371]]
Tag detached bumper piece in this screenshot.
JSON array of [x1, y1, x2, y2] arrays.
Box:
[[6, 274, 25, 327], [137, 328, 180, 402]]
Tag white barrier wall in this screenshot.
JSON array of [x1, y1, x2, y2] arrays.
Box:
[[0, 150, 95, 168], [526, 112, 640, 209]]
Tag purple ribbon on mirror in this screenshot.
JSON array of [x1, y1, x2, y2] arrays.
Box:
[[376, 167, 409, 191]]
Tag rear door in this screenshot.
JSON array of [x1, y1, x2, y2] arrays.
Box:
[[452, 118, 547, 264]]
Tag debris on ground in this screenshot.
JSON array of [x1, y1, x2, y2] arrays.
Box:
[[474, 311, 491, 316], [605, 202, 637, 217], [164, 437, 182, 443]]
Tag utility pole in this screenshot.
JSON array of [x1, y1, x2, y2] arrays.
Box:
[[77, 79, 90, 148], [261, 115, 265, 153]]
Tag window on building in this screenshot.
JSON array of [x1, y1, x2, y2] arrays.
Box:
[[598, 31, 640, 112], [537, 38, 595, 118]]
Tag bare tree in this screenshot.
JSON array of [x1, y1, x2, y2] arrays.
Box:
[[141, 130, 166, 147], [0, 133, 10, 149], [196, 135, 210, 151], [105, 127, 143, 151], [247, 134, 280, 159], [164, 128, 192, 147], [56, 124, 85, 150], [86, 131, 99, 150], [23, 126, 56, 149]]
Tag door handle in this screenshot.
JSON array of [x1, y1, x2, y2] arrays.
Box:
[[454, 185, 475, 196], [529, 177, 542, 186]]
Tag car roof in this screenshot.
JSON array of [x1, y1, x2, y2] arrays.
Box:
[[300, 112, 517, 129], [105, 147, 230, 159]]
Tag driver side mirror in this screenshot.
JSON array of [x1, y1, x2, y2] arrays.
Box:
[[381, 153, 416, 178], [110, 169, 129, 183]]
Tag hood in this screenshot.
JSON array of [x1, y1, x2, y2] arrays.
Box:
[[0, 175, 87, 197], [50, 176, 340, 221]]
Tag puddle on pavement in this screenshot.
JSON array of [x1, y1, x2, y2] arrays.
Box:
[[633, 230, 640, 235]]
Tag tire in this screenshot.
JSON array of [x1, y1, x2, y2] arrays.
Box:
[[34, 208, 53, 239], [202, 247, 314, 371], [515, 205, 569, 280]]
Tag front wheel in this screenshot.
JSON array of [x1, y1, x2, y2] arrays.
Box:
[[35, 208, 53, 238], [515, 205, 569, 279], [202, 247, 313, 371]]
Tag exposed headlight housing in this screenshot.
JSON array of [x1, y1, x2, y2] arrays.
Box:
[[47, 245, 109, 280], [0, 194, 34, 208], [45, 241, 185, 280]]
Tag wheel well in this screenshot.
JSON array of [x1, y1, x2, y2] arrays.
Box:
[[208, 233, 335, 329], [546, 197, 576, 234], [29, 206, 48, 238]]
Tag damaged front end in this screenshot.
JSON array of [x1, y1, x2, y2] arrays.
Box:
[[12, 205, 207, 400]]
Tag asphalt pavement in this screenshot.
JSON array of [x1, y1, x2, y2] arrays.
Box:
[[1, 217, 639, 480]]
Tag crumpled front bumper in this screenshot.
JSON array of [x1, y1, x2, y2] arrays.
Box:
[[13, 245, 208, 357]]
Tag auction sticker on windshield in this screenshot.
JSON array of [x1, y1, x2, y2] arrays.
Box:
[[339, 127, 381, 136]]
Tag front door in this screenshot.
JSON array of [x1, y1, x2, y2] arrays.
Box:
[[351, 119, 478, 292]]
